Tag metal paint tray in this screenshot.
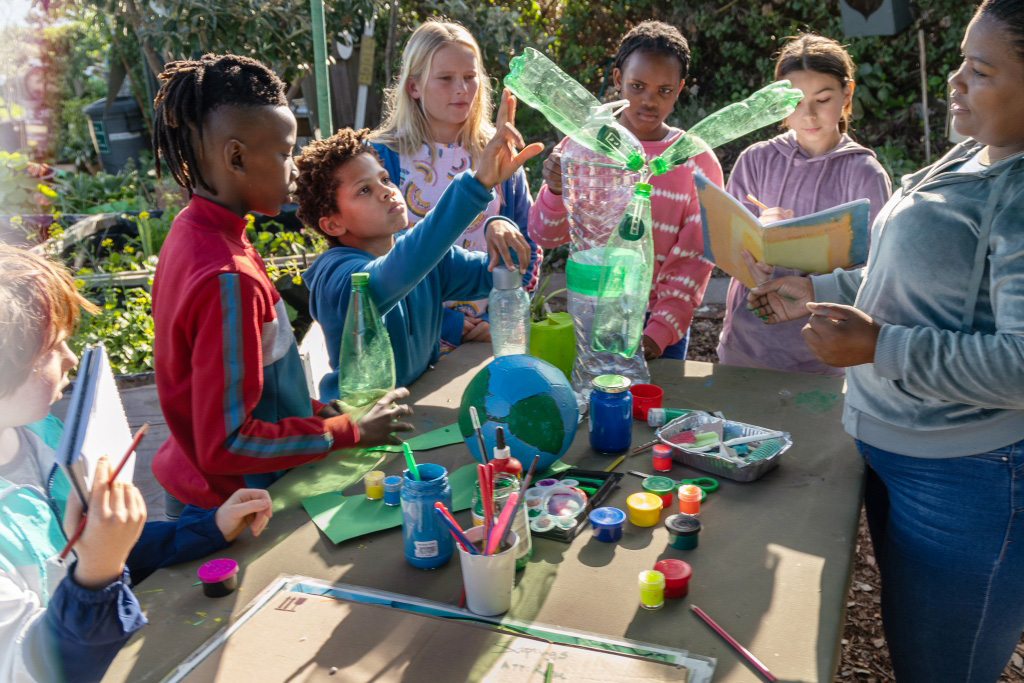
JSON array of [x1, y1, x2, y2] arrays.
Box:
[[655, 412, 792, 482], [529, 468, 623, 543]]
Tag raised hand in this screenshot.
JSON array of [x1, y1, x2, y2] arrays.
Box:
[[747, 276, 815, 323], [475, 89, 544, 190]]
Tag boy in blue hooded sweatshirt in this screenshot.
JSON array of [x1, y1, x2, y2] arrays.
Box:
[[298, 90, 542, 398]]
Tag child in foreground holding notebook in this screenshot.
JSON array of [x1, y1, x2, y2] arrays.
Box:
[[0, 244, 272, 682], [298, 90, 541, 395], [716, 34, 891, 374], [148, 54, 412, 512]]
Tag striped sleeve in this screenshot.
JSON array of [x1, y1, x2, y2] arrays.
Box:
[[187, 274, 354, 475], [644, 152, 724, 353]]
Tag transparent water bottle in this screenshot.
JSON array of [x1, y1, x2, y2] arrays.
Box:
[[336, 272, 396, 418], [649, 80, 803, 175], [591, 182, 655, 359], [504, 48, 645, 172], [489, 265, 530, 357], [561, 135, 649, 396]]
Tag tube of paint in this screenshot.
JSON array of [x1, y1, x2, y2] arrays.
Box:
[[647, 408, 689, 427]]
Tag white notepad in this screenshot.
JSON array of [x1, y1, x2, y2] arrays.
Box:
[[54, 343, 135, 508]]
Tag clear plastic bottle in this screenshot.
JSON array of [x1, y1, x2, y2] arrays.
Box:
[[336, 272, 396, 418], [591, 182, 655, 358], [504, 48, 645, 172], [489, 265, 530, 357], [561, 135, 649, 397]]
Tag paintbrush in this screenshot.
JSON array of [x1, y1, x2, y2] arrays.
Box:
[[469, 406, 488, 463], [485, 492, 519, 556], [60, 422, 149, 561], [433, 502, 477, 554]]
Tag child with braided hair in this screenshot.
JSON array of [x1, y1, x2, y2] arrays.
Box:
[[149, 55, 412, 513]]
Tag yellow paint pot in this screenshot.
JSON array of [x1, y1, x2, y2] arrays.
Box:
[[627, 492, 663, 527]]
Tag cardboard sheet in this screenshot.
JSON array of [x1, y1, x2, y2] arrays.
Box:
[[177, 587, 690, 682]]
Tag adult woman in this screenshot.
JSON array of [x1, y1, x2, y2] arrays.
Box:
[[749, 1, 1024, 680]]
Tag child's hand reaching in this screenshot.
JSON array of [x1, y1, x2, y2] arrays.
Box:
[[356, 387, 415, 447], [747, 276, 815, 323], [485, 218, 530, 272], [64, 456, 146, 591], [542, 150, 563, 195], [475, 89, 544, 191], [215, 488, 273, 542]]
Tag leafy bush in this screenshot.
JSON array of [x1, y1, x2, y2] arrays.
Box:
[[70, 284, 155, 375]]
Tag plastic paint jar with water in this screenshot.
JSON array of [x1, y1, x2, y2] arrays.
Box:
[[400, 463, 454, 569], [472, 472, 532, 569]]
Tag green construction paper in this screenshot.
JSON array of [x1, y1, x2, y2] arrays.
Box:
[[301, 459, 572, 544], [367, 424, 464, 453], [303, 462, 478, 544]]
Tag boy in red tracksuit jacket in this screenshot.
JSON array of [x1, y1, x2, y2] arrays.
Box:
[[149, 54, 412, 510]]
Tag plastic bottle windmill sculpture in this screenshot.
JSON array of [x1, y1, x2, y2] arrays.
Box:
[[505, 48, 804, 358]]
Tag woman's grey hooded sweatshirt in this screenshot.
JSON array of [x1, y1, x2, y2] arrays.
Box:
[[812, 140, 1024, 457]]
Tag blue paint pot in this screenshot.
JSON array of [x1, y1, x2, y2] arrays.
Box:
[[383, 475, 402, 506], [589, 506, 626, 543]]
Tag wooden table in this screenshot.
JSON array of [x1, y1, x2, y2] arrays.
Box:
[[104, 343, 862, 682]]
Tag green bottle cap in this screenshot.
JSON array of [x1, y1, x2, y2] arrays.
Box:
[[634, 183, 652, 198], [626, 151, 645, 172], [351, 272, 369, 286], [648, 157, 668, 175], [592, 374, 631, 393]]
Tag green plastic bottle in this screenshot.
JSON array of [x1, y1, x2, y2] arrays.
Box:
[[336, 272, 396, 418], [590, 183, 654, 358], [505, 48, 645, 172], [649, 80, 804, 175]]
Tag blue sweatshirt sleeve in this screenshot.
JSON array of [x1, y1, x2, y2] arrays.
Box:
[[364, 172, 495, 313], [46, 566, 147, 683], [125, 505, 227, 585]]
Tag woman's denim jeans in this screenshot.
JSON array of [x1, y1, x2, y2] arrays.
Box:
[[856, 438, 1024, 682]]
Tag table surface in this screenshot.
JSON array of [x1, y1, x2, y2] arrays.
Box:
[[103, 344, 863, 683]]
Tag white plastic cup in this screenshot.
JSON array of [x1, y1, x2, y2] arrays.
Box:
[[457, 525, 520, 616]]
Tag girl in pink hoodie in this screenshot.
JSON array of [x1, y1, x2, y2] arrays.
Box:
[[717, 34, 892, 375], [530, 21, 723, 362]]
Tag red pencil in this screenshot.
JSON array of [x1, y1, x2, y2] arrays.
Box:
[[59, 423, 150, 561], [691, 605, 776, 681]]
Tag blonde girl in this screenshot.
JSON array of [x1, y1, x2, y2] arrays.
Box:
[[371, 20, 540, 347]]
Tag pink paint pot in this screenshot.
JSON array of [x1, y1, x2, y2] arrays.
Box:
[[197, 558, 239, 598], [629, 384, 663, 420]]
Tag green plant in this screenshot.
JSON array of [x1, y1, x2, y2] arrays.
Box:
[[529, 274, 566, 323], [0, 152, 45, 215], [50, 160, 156, 215], [70, 284, 155, 375]]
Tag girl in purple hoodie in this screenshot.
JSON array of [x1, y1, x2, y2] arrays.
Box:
[[716, 34, 892, 375]]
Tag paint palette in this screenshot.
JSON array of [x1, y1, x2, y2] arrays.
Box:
[[529, 468, 623, 543]]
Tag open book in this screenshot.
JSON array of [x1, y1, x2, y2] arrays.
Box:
[[694, 172, 870, 288], [54, 343, 135, 508]]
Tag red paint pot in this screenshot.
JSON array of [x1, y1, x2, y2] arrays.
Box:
[[652, 443, 673, 472], [629, 383, 663, 420], [654, 559, 692, 599]]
